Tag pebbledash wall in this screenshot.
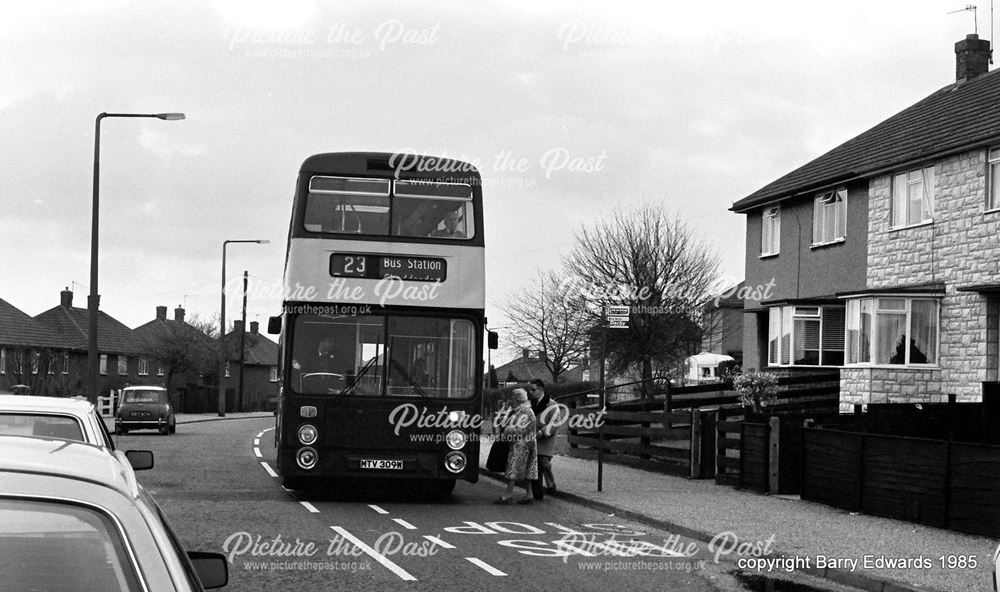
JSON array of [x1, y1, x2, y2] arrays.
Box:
[[840, 150, 1000, 410]]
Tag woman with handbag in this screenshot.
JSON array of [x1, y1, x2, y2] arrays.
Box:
[[493, 388, 538, 504]]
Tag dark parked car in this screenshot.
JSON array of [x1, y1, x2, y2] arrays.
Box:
[[116, 386, 176, 435]]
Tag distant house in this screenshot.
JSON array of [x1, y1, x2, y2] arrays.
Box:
[[732, 34, 1000, 411], [492, 349, 587, 385], [0, 297, 69, 395], [701, 281, 745, 363], [133, 305, 216, 411], [223, 320, 279, 411], [33, 288, 143, 397]]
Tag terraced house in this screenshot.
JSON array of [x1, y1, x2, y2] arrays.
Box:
[[732, 35, 1000, 411]]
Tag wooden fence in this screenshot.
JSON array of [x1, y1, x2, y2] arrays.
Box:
[[563, 372, 839, 482], [801, 428, 1000, 537]]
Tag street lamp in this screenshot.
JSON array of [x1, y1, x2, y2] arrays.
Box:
[[88, 112, 185, 404], [219, 239, 269, 416]]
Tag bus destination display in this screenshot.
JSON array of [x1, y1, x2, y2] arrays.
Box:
[[330, 253, 447, 282]]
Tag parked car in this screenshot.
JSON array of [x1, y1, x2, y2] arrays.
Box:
[[117, 386, 176, 435], [0, 394, 155, 471], [0, 435, 227, 591]]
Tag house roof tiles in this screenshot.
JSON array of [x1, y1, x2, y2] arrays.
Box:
[[0, 298, 64, 349]]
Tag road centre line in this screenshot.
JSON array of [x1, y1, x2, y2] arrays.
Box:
[[392, 518, 417, 530], [260, 461, 278, 478], [253, 447, 262, 458], [466, 557, 506, 576], [253, 438, 260, 446], [423, 535, 455, 549], [299, 501, 320, 513], [330, 526, 417, 582], [368, 504, 389, 514]]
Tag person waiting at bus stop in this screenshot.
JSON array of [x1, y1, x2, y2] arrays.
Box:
[[494, 388, 538, 505], [529, 379, 559, 496]]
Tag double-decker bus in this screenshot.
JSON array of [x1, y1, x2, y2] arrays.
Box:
[[269, 152, 488, 495]]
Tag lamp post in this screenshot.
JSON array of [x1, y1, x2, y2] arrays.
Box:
[[219, 239, 269, 416], [88, 112, 185, 404]]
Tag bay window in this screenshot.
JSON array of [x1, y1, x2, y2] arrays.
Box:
[[845, 297, 938, 365], [767, 305, 845, 366]]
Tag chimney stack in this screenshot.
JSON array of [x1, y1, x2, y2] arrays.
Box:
[[250, 321, 259, 334], [60, 287, 73, 308], [233, 320, 244, 334], [174, 306, 185, 323], [956, 34, 991, 83], [156, 306, 167, 320]]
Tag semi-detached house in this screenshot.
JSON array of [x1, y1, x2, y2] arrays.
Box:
[[732, 34, 1000, 411]]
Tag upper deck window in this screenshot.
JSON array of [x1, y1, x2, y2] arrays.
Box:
[[303, 176, 474, 239]]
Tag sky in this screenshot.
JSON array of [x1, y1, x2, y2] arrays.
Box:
[[0, 0, 987, 364]]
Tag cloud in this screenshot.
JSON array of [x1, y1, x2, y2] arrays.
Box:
[[138, 126, 207, 158]]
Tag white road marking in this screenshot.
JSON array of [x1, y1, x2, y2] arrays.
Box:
[[368, 504, 389, 515], [260, 462, 278, 478], [330, 526, 417, 581], [466, 557, 507, 576], [253, 438, 260, 446], [253, 447, 262, 458], [299, 501, 320, 513], [392, 518, 417, 530], [423, 535, 455, 549]]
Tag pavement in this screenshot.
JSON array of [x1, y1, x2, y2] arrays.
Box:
[[479, 439, 998, 592]]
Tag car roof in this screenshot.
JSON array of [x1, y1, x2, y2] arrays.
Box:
[[0, 394, 95, 416], [122, 386, 167, 392], [0, 435, 137, 498]]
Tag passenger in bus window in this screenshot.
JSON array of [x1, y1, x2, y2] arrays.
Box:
[[428, 208, 466, 238]]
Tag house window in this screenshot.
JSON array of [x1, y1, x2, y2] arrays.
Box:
[[47, 354, 55, 375], [813, 189, 847, 245], [156, 362, 164, 377], [99, 354, 108, 375], [768, 305, 845, 366], [138, 358, 149, 376], [62, 352, 69, 375], [0, 348, 5, 374], [269, 367, 278, 381], [31, 351, 39, 375], [225, 360, 231, 378], [891, 166, 935, 228], [117, 356, 128, 375], [989, 147, 1000, 211], [846, 297, 938, 365], [761, 206, 780, 255]]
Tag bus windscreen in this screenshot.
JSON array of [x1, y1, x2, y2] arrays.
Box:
[[290, 314, 475, 399]]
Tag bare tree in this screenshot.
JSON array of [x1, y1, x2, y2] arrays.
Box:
[[143, 314, 218, 396], [564, 203, 719, 399], [502, 270, 592, 383]]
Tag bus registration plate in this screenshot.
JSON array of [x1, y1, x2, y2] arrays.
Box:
[[360, 459, 403, 470]]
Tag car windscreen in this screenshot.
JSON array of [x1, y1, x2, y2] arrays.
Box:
[[0, 414, 85, 441], [123, 391, 164, 404], [0, 498, 143, 591]]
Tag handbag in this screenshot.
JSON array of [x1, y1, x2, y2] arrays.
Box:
[[486, 439, 509, 473]]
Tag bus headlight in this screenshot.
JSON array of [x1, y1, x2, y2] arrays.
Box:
[[444, 451, 466, 474], [445, 430, 466, 450], [298, 424, 318, 445], [296, 447, 318, 470]]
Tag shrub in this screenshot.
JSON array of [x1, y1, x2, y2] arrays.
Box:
[[731, 369, 778, 415]]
